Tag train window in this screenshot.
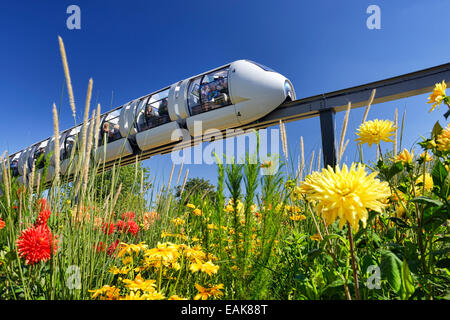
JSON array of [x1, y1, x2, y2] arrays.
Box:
[[9, 154, 20, 177], [188, 67, 230, 116], [62, 126, 81, 160], [136, 88, 171, 132], [33, 141, 48, 170], [99, 109, 122, 145], [188, 77, 202, 111]]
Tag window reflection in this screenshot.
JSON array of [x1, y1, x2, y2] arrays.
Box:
[[188, 67, 230, 116]]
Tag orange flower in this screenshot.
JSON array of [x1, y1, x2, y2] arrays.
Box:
[[0, 218, 5, 230]]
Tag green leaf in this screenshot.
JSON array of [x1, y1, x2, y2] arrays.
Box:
[[436, 258, 450, 269], [388, 217, 411, 229], [432, 161, 449, 199], [380, 250, 403, 293], [431, 121, 443, 140], [307, 248, 323, 261], [400, 259, 415, 300], [409, 196, 443, 208]]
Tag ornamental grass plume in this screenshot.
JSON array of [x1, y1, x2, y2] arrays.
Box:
[[17, 224, 58, 265], [355, 119, 396, 147], [427, 80, 448, 112], [436, 123, 450, 152], [298, 163, 391, 232]]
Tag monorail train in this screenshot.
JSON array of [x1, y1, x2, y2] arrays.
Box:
[[0, 60, 295, 187]]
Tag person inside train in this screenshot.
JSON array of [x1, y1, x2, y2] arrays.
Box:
[[159, 98, 168, 115]]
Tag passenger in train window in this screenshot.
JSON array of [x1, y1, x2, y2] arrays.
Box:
[[159, 98, 168, 115]]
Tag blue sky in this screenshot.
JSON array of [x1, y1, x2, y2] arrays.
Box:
[[0, 0, 449, 190]]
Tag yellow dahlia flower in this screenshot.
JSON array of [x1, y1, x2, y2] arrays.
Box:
[[419, 151, 433, 162], [437, 123, 450, 152], [427, 80, 447, 111], [415, 173, 434, 192], [355, 119, 396, 147], [394, 149, 414, 165], [298, 164, 391, 232]]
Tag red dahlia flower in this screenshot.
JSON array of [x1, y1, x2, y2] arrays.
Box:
[[35, 209, 52, 226], [102, 222, 116, 235], [116, 219, 139, 235], [16, 224, 58, 265], [121, 211, 136, 221], [0, 218, 5, 230], [107, 240, 120, 257]]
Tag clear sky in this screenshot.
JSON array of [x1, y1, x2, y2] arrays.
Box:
[[0, 0, 449, 189]]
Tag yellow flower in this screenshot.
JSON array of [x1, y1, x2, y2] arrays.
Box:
[[289, 214, 306, 221], [427, 80, 447, 111], [168, 295, 187, 300], [182, 245, 207, 262], [194, 283, 224, 300], [89, 285, 120, 300], [190, 260, 219, 276], [171, 217, 185, 226], [122, 273, 156, 292], [145, 242, 179, 263], [415, 173, 434, 192], [290, 186, 303, 201], [120, 290, 165, 300], [186, 203, 196, 209], [117, 242, 148, 258], [419, 151, 433, 162], [437, 123, 450, 152], [310, 233, 322, 241], [355, 119, 396, 147], [122, 256, 133, 265], [109, 266, 130, 275], [207, 223, 218, 230], [298, 163, 391, 232], [193, 208, 202, 216], [225, 199, 244, 214], [394, 149, 414, 165]]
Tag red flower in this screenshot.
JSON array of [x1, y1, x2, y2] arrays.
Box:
[[0, 218, 5, 230], [102, 222, 115, 235], [38, 198, 48, 211], [116, 219, 139, 235], [93, 241, 106, 253], [16, 224, 58, 265], [121, 211, 136, 221], [107, 240, 120, 257], [35, 209, 52, 226]]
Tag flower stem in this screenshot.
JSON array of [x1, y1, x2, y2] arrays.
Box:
[[347, 222, 360, 300]]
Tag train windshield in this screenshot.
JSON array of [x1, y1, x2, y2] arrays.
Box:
[[136, 88, 171, 132], [100, 109, 122, 145], [62, 126, 81, 160], [246, 60, 276, 72], [188, 66, 231, 116]]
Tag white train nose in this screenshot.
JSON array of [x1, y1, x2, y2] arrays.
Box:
[[229, 60, 294, 125]]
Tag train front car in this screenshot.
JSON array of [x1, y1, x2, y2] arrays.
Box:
[[185, 59, 295, 136]]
